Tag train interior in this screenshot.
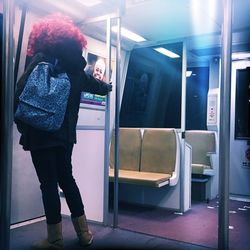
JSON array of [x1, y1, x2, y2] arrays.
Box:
[[1, 0, 250, 249]]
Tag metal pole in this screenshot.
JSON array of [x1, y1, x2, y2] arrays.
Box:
[[0, 0, 14, 249], [113, 9, 122, 229], [103, 16, 112, 226], [180, 41, 187, 212], [14, 3, 27, 86], [218, 0, 232, 249]]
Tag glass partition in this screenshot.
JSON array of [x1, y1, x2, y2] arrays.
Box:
[[120, 42, 183, 128]]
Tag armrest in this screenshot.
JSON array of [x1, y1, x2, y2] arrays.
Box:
[[205, 151, 216, 169], [169, 130, 181, 186]]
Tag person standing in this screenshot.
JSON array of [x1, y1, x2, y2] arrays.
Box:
[[14, 13, 112, 250]]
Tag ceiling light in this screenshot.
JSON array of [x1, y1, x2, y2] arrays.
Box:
[[76, 0, 102, 7], [186, 71, 192, 77], [232, 52, 250, 60], [154, 47, 180, 58], [112, 26, 146, 42]]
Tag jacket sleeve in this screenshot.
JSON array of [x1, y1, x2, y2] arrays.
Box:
[[80, 71, 112, 95]]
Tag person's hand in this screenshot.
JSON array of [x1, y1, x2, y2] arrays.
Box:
[[107, 82, 112, 92]]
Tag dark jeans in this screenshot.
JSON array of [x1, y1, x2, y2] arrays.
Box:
[[31, 145, 84, 224]]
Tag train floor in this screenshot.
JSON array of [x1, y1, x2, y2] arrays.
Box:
[[109, 198, 250, 250], [10, 215, 213, 250], [10, 198, 249, 250]]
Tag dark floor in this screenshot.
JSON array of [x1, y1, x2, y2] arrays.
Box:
[[10, 215, 214, 250], [112, 198, 250, 250], [10, 198, 250, 250]]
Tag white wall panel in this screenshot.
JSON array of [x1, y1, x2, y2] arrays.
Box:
[[61, 130, 105, 222], [11, 125, 44, 224]]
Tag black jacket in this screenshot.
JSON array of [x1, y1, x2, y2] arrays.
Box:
[[14, 52, 111, 151]]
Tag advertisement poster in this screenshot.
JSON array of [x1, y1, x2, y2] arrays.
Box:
[[80, 52, 111, 109]]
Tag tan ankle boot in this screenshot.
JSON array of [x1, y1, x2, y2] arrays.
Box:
[[31, 222, 64, 250], [71, 214, 93, 247]]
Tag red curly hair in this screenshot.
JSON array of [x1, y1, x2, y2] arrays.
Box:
[[27, 13, 87, 57]]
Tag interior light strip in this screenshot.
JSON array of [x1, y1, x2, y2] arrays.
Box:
[[154, 47, 180, 58], [76, 0, 102, 7], [186, 71, 193, 77], [232, 52, 250, 60], [112, 26, 146, 42]]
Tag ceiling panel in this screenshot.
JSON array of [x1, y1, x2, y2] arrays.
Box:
[[17, 0, 250, 65]]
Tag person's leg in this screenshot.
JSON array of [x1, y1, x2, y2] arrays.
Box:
[[56, 144, 84, 217], [56, 144, 93, 246], [31, 148, 61, 224], [30, 147, 64, 250]]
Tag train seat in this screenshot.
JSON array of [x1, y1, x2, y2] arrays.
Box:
[[185, 130, 216, 176], [109, 128, 180, 187], [140, 128, 180, 186], [109, 127, 142, 172]]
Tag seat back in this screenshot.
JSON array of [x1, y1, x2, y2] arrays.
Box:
[[140, 128, 177, 175], [185, 130, 216, 167], [110, 128, 142, 171]]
